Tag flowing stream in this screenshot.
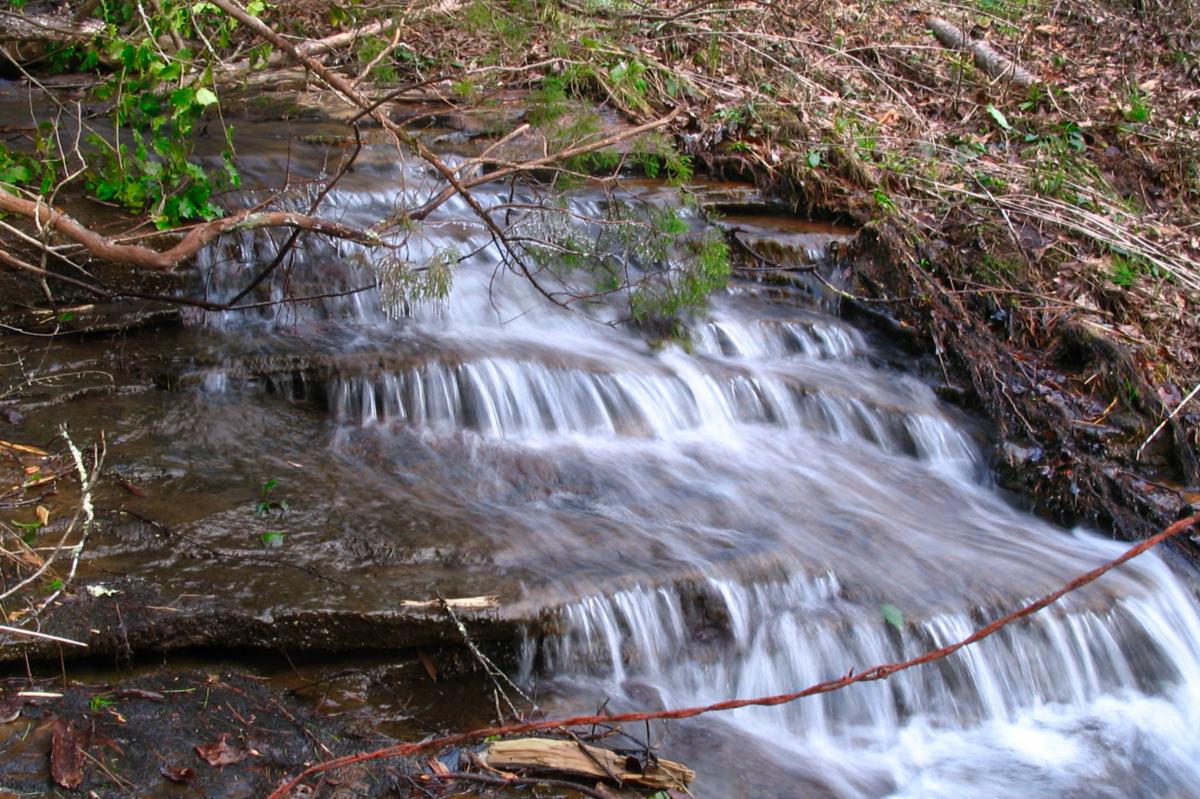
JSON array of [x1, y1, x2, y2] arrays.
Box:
[[12, 125, 1200, 797]]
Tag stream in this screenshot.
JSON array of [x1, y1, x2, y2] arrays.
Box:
[[5, 121, 1200, 798]]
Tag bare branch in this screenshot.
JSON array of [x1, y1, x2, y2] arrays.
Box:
[[0, 190, 383, 272]]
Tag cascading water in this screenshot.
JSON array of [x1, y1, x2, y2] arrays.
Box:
[[192, 137, 1200, 797]]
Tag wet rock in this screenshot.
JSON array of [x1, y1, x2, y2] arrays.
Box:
[[0, 670, 397, 799], [0, 577, 527, 664]]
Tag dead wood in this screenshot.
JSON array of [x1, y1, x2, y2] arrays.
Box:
[[49, 718, 84, 790], [218, 17, 391, 78], [399, 595, 500, 610], [0, 9, 102, 45], [482, 737, 695, 791], [927, 16, 1037, 87], [0, 190, 382, 272]]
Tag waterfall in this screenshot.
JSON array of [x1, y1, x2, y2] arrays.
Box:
[[190, 147, 1200, 798]]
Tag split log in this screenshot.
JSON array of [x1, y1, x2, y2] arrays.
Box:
[[0, 9, 102, 44], [482, 737, 694, 791], [0, 8, 103, 64], [927, 17, 1038, 88]]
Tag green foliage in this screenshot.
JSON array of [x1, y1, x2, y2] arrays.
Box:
[[632, 134, 693, 185], [260, 531, 285, 548], [83, 13, 241, 227], [629, 226, 730, 323], [0, 123, 61, 194], [1122, 82, 1151, 124], [376, 247, 457, 317], [985, 104, 1012, 132], [1109, 254, 1139, 287], [880, 603, 904, 631], [974, 253, 1021, 284], [89, 694, 116, 712], [255, 478, 288, 516], [1107, 252, 1165, 287], [463, 0, 533, 51], [5, 0, 262, 227], [356, 35, 398, 84]]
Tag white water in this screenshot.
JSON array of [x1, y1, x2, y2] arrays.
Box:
[[198, 146, 1200, 797]]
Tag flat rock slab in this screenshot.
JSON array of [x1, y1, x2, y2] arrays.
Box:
[[0, 578, 522, 663]]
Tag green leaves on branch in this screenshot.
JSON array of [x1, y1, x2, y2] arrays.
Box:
[[13, 0, 268, 227]]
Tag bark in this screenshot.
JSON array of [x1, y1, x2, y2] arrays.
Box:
[[0, 9, 102, 44], [928, 16, 1038, 88], [0, 190, 382, 272], [482, 738, 694, 791]]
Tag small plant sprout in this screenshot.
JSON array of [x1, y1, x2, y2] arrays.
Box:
[[89, 694, 116, 712], [255, 479, 289, 517], [260, 531, 285, 549], [881, 603, 904, 632]]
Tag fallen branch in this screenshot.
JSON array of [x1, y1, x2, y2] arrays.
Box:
[[927, 16, 1037, 88], [0, 9, 103, 45], [0, 191, 383, 272], [267, 511, 1200, 799]]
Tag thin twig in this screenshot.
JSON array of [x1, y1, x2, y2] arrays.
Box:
[[1136, 381, 1200, 461]]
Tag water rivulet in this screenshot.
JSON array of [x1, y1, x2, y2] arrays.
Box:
[[189, 142, 1200, 798]]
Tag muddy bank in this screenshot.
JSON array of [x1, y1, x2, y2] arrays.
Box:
[[841, 227, 1200, 542]]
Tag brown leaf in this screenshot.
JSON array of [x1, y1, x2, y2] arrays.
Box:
[[35, 505, 49, 526], [50, 718, 84, 789], [160, 764, 196, 783], [195, 734, 248, 766], [416, 649, 438, 683]]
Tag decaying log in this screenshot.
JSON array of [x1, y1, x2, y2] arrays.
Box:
[[0, 8, 104, 64], [928, 17, 1038, 88], [482, 737, 694, 791], [0, 9, 102, 44]]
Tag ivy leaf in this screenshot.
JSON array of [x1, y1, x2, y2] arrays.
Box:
[[194, 87, 218, 107], [881, 603, 904, 632], [986, 104, 1011, 131], [807, 150, 821, 168], [0, 163, 30, 186], [156, 61, 183, 81]]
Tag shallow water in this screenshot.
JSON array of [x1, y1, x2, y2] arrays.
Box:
[[5, 129, 1200, 797]]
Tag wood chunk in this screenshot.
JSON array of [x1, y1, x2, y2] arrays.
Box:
[[50, 718, 84, 789], [482, 737, 694, 791], [399, 595, 499, 611]]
